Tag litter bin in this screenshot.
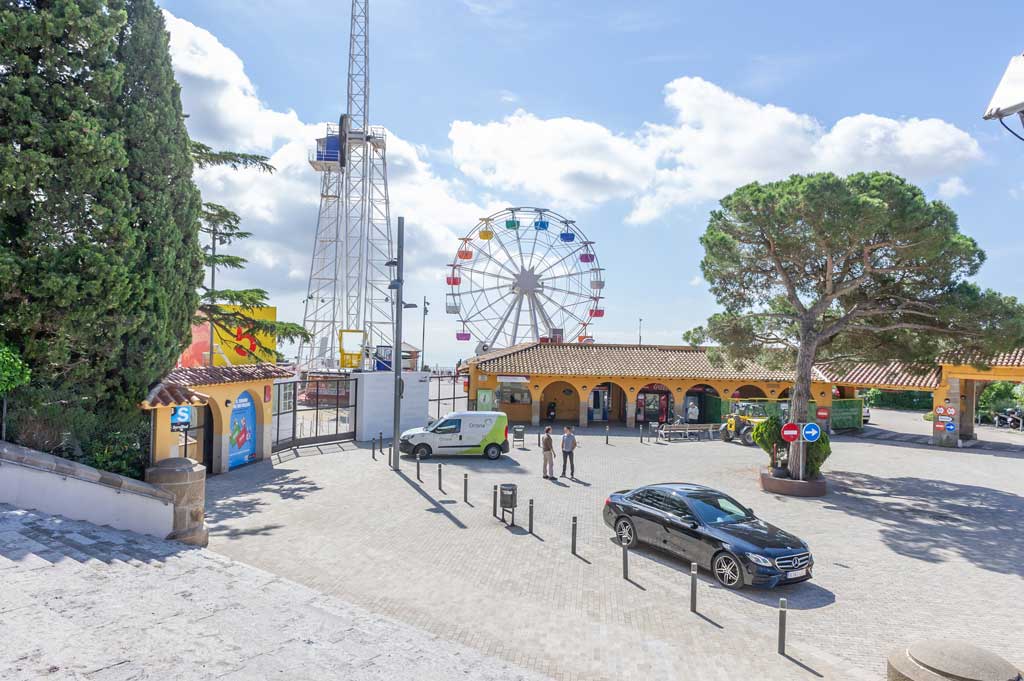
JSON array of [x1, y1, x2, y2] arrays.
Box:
[[499, 483, 518, 526], [500, 483, 518, 509]]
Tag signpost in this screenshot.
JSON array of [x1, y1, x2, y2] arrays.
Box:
[[781, 423, 800, 443], [815, 406, 830, 421], [170, 406, 191, 433]]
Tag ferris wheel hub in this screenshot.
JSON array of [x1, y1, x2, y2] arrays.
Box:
[[512, 267, 541, 294]]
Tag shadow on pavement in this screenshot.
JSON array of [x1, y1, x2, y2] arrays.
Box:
[[395, 471, 467, 529], [206, 466, 323, 526], [820, 470, 1024, 576]]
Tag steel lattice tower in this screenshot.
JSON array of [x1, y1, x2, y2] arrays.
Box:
[[299, 0, 393, 370]]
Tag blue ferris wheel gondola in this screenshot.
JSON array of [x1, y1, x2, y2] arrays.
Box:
[[533, 219, 549, 230], [559, 230, 576, 242]]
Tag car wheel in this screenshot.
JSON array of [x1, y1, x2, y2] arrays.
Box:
[[413, 444, 431, 459], [483, 444, 501, 460], [741, 429, 755, 446], [614, 517, 637, 547], [712, 552, 744, 589]]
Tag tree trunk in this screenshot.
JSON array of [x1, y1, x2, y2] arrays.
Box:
[[788, 336, 818, 480]]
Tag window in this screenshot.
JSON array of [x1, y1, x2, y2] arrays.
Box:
[[432, 419, 462, 434], [687, 492, 752, 525], [497, 384, 532, 405], [663, 494, 696, 521]]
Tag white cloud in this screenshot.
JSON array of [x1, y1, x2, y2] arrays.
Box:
[[498, 90, 519, 104], [447, 76, 982, 224], [936, 176, 970, 200], [450, 110, 653, 210], [689, 275, 704, 287], [163, 10, 498, 335]]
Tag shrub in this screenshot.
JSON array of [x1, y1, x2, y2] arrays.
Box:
[[806, 432, 832, 477], [752, 415, 786, 460]]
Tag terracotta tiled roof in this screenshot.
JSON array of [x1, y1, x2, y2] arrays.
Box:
[[140, 383, 210, 410], [470, 343, 797, 382], [814, 361, 941, 390], [940, 348, 1024, 368], [165, 364, 295, 387]]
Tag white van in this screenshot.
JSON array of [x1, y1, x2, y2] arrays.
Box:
[[399, 411, 510, 460]]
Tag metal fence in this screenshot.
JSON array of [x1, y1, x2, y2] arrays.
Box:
[[428, 373, 468, 421], [713, 397, 863, 430], [271, 378, 357, 451]]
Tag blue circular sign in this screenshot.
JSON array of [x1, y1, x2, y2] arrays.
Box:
[[802, 422, 821, 442], [944, 422, 956, 432]]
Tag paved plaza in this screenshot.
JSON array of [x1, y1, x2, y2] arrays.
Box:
[[203, 415, 1024, 680], [0, 506, 548, 681]]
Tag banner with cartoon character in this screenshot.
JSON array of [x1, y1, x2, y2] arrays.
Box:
[[228, 390, 257, 469]]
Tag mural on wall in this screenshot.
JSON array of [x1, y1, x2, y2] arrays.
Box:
[[228, 390, 257, 469], [178, 306, 278, 367]]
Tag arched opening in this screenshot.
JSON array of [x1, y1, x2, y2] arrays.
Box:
[[586, 381, 629, 423], [540, 381, 580, 423], [731, 385, 767, 399], [682, 384, 720, 424], [637, 382, 675, 425], [778, 388, 791, 399]]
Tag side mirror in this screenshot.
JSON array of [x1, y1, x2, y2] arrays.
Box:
[[687, 520, 699, 530], [746, 508, 755, 517]]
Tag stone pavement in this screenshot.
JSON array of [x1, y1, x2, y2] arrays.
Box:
[[212, 432, 1005, 681], [850, 408, 1024, 454], [0, 504, 550, 681]]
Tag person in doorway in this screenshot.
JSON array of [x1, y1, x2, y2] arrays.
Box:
[[541, 426, 555, 479], [687, 401, 700, 424], [561, 425, 578, 479]]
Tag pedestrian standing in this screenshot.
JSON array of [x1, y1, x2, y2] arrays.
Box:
[[687, 401, 700, 424], [561, 425, 578, 479], [541, 426, 555, 480]]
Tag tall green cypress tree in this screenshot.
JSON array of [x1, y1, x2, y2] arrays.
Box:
[[0, 0, 136, 405], [114, 0, 202, 407]]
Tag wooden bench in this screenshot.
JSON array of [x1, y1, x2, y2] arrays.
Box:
[[658, 423, 718, 442]]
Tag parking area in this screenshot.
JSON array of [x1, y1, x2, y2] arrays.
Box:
[[205, 427, 1024, 680], [854, 407, 1024, 454]]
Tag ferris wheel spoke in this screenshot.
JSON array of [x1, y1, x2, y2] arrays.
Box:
[[460, 283, 512, 296], [457, 266, 514, 281], [529, 291, 555, 335], [509, 294, 525, 346], [528, 230, 560, 271], [538, 290, 587, 326], [488, 294, 521, 349], [463, 290, 514, 324], [535, 244, 586, 278], [472, 245, 520, 277], [541, 284, 594, 299], [527, 292, 540, 339], [493, 232, 521, 275], [540, 270, 590, 284]]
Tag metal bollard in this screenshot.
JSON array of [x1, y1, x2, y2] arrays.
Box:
[[492, 485, 498, 518], [528, 499, 534, 534], [778, 598, 787, 655], [463, 473, 468, 503], [690, 562, 698, 612], [605, 424, 609, 444], [571, 516, 577, 555], [372, 440, 377, 460], [622, 541, 629, 580], [537, 431, 541, 447], [437, 463, 443, 492], [416, 453, 421, 481], [379, 433, 383, 459]]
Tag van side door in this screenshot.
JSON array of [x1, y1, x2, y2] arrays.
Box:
[[432, 418, 463, 452]]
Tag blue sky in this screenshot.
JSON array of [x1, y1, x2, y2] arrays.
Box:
[[159, 0, 1023, 367]]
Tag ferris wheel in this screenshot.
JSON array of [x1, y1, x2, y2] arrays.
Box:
[[445, 207, 605, 353]]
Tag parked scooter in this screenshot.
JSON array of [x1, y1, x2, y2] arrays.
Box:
[[546, 402, 557, 422], [995, 408, 1022, 429]]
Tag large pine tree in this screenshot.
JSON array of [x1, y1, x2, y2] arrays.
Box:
[[0, 0, 137, 406], [114, 0, 203, 407]]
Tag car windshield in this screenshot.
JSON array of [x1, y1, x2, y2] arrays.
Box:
[[687, 492, 753, 525]]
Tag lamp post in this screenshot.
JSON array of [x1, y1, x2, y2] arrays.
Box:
[[388, 218, 407, 471], [638, 317, 643, 345], [420, 296, 429, 372]]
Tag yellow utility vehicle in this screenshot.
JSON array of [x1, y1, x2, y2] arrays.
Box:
[[719, 402, 770, 446]]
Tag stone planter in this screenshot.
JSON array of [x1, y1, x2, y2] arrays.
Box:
[[759, 469, 827, 497]]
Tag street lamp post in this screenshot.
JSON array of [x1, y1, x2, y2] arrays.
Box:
[[420, 296, 429, 372], [388, 218, 406, 471]]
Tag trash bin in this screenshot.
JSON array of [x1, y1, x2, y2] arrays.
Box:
[[500, 483, 518, 510]]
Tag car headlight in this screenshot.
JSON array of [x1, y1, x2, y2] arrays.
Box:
[[745, 553, 773, 567]]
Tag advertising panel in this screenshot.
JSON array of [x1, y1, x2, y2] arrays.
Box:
[[179, 306, 278, 367], [228, 391, 258, 470]]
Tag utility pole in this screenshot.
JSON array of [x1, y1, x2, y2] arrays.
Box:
[[389, 218, 406, 471], [208, 223, 216, 366], [638, 317, 643, 345], [420, 296, 429, 371]]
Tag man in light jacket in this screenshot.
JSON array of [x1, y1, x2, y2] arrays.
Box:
[[561, 426, 578, 479]]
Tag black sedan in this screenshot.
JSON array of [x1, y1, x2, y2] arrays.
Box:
[[603, 483, 812, 589]]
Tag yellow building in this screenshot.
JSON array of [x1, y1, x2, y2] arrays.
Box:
[[464, 343, 836, 429], [141, 364, 295, 475]]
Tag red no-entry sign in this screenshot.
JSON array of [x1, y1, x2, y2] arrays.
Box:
[[816, 407, 830, 420], [781, 422, 800, 442]]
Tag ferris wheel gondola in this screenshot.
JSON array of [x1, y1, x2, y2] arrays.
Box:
[[445, 207, 605, 352]]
